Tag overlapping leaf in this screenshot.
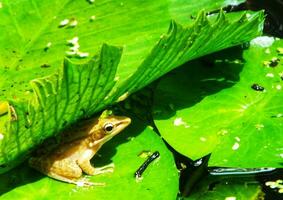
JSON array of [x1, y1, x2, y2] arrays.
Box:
[[153, 38, 283, 167], [0, 0, 264, 172]]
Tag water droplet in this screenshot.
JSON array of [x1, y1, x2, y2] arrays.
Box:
[[276, 85, 282, 90], [232, 142, 240, 150], [0, 133, 4, 140]]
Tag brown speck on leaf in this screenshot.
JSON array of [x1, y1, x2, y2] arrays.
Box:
[[41, 64, 50, 68]]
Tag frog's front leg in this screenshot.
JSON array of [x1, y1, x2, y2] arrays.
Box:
[[77, 149, 114, 176]]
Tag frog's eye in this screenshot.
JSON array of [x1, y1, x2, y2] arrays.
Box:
[[103, 123, 114, 133]]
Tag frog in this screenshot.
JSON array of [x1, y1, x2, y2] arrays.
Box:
[[29, 113, 131, 186]]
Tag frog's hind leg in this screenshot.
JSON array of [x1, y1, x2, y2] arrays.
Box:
[[47, 171, 105, 187], [78, 158, 114, 176]]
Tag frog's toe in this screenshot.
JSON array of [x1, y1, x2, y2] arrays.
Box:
[[93, 163, 115, 175], [76, 180, 105, 187]]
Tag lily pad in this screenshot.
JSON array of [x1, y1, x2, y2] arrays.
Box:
[[0, 116, 179, 199], [186, 176, 262, 200], [153, 38, 283, 167]]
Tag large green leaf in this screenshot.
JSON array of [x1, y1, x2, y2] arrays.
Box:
[[153, 38, 283, 167], [0, 117, 179, 199], [0, 0, 264, 172]]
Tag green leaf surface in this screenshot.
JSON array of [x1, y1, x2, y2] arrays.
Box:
[[185, 176, 262, 200], [153, 38, 283, 167], [0, 117, 179, 199], [0, 0, 264, 172]]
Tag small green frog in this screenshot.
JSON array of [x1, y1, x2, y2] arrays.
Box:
[[29, 114, 131, 186]]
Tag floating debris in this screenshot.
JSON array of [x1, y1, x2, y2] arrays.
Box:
[[135, 151, 160, 178], [0, 2, 3, 9], [173, 117, 190, 128], [200, 137, 207, 142], [90, 15, 96, 21], [59, 19, 70, 27], [174, 118, 185, 126], [263, 57, 280, 67], [276, 85, 282, 90], [44, 42, 52, 51], [266, 73, 274, 78], [270, 57, 280, 67], [77, 52, 89, 58], [265, 180, 283, 193], [235, 136, 240, 142], [251, 84, 264, 91], [255, 124, 264, 130], [66, 36, 89, 58], [232, 142, 240, 150], [0, 133, 4, 140], [138, 151, 152, 159], [263, 60, 271, 67], [271, 113, 283, 118], [67, 36, 79, 45], [65, 51, 77, 56], [250, 36, 275, 48], [69, 18, 78, 27]]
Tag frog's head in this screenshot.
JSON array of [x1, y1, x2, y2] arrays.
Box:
[[89, 115, 131, 145]]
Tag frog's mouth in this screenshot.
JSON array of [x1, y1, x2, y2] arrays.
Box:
[[110, 117, 131, 137]]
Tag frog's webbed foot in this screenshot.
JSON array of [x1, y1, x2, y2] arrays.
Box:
[[92, 163, 115, 175]]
